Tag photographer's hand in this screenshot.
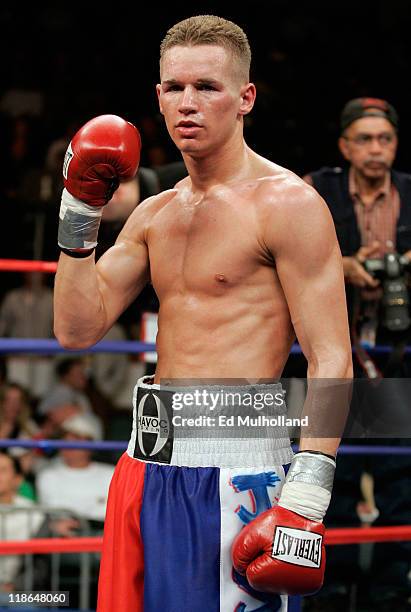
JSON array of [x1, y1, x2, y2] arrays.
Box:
[[343, 241, 381, 288]]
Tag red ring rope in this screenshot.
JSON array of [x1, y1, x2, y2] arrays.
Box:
[[0, 537, 101, 554], [0, 525, 410, 555], [0, 259, 57, 273], [325, 524, 411, 545]]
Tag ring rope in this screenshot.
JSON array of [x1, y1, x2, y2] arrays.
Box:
[[1, 524, 410, 555], [0, 439, 410, 455], [0, 258, 409, 356], [0, 338, 155, 354], [0, 337, 410, 356], [0, 259, 57, 273]]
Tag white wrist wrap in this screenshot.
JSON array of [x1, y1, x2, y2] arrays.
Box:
[[58, 188, 103, 251], [278, 451, 336, 523]]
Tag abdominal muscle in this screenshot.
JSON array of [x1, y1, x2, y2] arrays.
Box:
[[153, 288, 295, 382]]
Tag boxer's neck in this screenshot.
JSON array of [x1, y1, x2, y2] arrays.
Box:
[[183, 137, 252, 192]]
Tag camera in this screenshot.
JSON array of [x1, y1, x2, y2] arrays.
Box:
[[364, 253, 411, 331]]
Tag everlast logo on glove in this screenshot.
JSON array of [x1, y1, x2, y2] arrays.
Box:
[[133, 387, 173, 463], [272, 526, 322, 569], [232, 495, 327, 594]]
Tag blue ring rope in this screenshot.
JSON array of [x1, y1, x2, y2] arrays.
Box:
[[0, 338, 410, 455], [0, 439, 410, 455], [0, 338, 409, 355], [0, 339, 155, 354]]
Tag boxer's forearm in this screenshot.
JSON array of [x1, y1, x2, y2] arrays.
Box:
[[306, 348, 353, 381], [298, 353, 353, 457], [299, 437, 341, 457], [54, 251, 107, 349]]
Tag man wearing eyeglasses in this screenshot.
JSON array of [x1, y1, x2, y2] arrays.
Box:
[[306, 98, 411, 291], [303, 99, 411, 611], [305, 98, 411, 349]]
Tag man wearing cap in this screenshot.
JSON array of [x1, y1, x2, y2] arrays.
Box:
[[307, 98, 411, 292], [305, 98, 411, 368], [304, 99, 411, 610]]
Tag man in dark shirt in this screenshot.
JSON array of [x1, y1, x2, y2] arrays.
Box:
[[306, 98, 411, 344], [304, 98, 411, 611]]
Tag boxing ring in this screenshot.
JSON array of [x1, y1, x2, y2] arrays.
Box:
[[1, 436, 411, 612], [1, 258, 411, 611]]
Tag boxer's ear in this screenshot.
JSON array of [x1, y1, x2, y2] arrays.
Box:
[[239, 82, 256, 116], [156, 84, 163, 114]]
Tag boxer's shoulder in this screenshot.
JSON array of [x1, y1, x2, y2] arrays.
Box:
[[254, 164, 327, 217], [117, 189, 180, 244], [249, 162, 332, 249], [128, 189, 180, 222]]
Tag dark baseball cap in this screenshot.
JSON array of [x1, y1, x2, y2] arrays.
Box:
[[340, 97, 399, 132]]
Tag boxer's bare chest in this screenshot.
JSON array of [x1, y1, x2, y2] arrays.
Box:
[[147, 189, 271, 296]]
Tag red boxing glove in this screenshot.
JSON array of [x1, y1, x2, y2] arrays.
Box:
[[63, 114, 141, 206], [232, 451, 336, 596], [58, 115, 141, 253], [232, 505, 325, 596]]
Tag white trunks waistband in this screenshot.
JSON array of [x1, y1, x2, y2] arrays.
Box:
[[127, 376, 293, 468]]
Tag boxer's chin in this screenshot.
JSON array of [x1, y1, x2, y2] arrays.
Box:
[[176, 138, 203, 154]]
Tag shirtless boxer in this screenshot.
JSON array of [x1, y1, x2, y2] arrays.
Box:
[[54, 15, 352, 612]]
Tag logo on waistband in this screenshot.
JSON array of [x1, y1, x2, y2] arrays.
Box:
[[133, 389, 173, 463]]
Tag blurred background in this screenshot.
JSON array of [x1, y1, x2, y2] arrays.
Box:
[[1, 0, 410, 266]]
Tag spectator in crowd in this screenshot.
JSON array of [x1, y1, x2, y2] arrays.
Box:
[[36, 414, 114, 529], [304, 97, 411, 611], [0, 115, 43, 203], [0, 272, 53, 339], [0, 451, 44, 597], [39, 119, 83, 208], [0, 272, 55, 400], [36, 358, 103, 438], [89, 323, 129, 407], [305, 98, 411, 358], [0, 383, 38, 440], [35, 414, 112, 604], [0, 382, 39, 483], [0, 382, 48, 499]]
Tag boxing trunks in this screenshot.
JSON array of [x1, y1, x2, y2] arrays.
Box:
[[97, 376, 294, 612]]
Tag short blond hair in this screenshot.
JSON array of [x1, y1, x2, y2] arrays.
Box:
[[160, 15, 251, 82]]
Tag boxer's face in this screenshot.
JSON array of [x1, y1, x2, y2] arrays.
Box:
[[338, 117, 397, 180], [157, 44, 255, 156]]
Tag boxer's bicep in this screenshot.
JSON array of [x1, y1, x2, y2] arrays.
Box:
[[268, 187, 351, 376], [95, 235, 150, 330], [93, 199, 152, 329]]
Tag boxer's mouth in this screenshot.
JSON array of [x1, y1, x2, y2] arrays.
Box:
[[176, 120, 201, 127]]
